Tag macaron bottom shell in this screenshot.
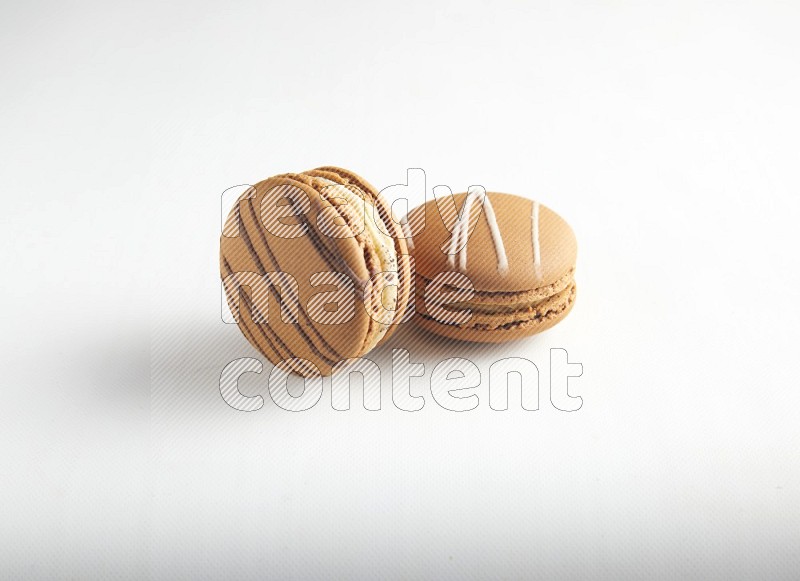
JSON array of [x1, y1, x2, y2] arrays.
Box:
[[415, 281, 577, 344]]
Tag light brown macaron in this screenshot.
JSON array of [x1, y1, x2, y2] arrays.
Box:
[[220, 167, 412, 376], [406, 190, 577, 343]]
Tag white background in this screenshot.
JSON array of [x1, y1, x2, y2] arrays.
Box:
[[2, 1, 799, 579]]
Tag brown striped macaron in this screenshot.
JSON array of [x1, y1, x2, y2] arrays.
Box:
[[220, 167, 412, 376], [406, 190, 577, 343]]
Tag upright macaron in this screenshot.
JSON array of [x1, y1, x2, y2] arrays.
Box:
[[220, 167, 412, 376], [406, 190, 577, 343]]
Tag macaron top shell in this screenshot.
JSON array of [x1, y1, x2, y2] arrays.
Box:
[[408, 192, 577, 292]]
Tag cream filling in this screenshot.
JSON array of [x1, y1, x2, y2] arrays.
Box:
[[317, 179, 398, 350]]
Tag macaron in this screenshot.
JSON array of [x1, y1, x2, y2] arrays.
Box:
[[220, 167, 412, 376], [406, 189, 577, 343]]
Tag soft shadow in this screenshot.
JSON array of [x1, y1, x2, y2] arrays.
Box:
[[369, 317, 546, 369], [150, 315, 289, 423]]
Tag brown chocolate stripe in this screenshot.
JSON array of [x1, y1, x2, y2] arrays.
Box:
[[228, 202, 341, 368], [272, 174, 360, 274], [299, 211, 369, 299], [224, 279, 281, 361], [242, 197, 346, 364], [263, 175, 373, 303], [224, 268, 324, 376], [222, 257, 312, 375], [268, 175, 361, 283], [285, 176, 372, 292]]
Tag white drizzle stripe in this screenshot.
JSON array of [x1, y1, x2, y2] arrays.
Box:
[[458, 190, 478, 271], [480, 192, 508, 275], [445, 188, 509, 276], [446, 194, 467, 269], [532, 200, 543, 282]]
